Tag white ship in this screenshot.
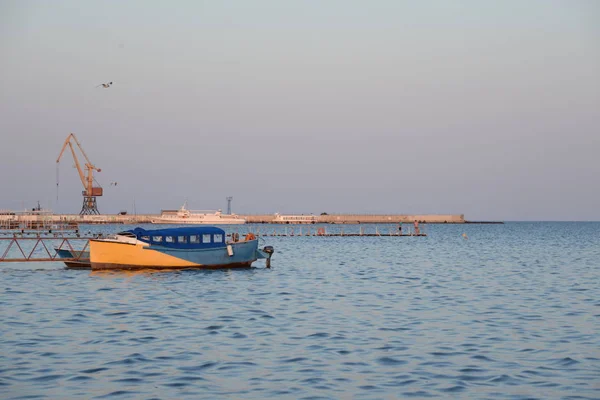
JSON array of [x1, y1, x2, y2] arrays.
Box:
[[151, 202, 247, 225]]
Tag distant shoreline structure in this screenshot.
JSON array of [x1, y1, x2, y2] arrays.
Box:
[[0, 211, 503, 226]]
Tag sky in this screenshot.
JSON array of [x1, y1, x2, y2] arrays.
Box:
[[0, 0, 598, 220]]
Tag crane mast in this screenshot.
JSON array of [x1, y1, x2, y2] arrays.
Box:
[[56, 133, 103, 215]]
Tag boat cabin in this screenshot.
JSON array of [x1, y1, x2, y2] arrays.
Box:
[[119, 227, 227, 249]]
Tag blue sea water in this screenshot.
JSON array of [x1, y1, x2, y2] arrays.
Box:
[[1, 222, 599, 399]]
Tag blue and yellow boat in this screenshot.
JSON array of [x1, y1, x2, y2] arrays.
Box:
[[89, 227, 273, 270]]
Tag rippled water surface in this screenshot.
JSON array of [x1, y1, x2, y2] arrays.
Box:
[[1, 222, 599, 399]]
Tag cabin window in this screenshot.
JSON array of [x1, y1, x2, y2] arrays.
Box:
[[165, 236, 174, 243], [178, 236, 187, 244], [202, 234, 211, 243], [213, 234, 223, 243], [190, 235, 200, 244], [152, 236, 163, 243], [140, 235, 150, 242]]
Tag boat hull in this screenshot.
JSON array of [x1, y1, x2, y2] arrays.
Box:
[[90, 238, 260, 270], [63, 260, 92, 269], [55, 248, 90, 259], [55, 248, 91, 269]]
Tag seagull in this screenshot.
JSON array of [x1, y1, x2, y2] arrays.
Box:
[[110, 182, 118, 186], [96, 82, 113, 88]]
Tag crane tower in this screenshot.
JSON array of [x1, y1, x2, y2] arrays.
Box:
[[56, 133, 103, 215]]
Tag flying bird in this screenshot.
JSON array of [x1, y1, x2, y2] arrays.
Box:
[[96, 82, 113, 88]]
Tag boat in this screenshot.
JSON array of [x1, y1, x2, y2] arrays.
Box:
[[272, 213, 319, 224], [150, 202, 246, 225], [55, 248, 91, 269], [89, 226, 274, 270]]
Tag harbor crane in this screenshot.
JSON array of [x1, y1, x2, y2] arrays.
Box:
[[56, 133, 103, 215]]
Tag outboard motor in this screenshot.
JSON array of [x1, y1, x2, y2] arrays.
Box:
[[263, 246, 274, 268]]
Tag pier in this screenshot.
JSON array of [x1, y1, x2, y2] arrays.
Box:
[[0, 224, 426, 266], [241, 225, 427, 237], [0, 231, 94, 265]]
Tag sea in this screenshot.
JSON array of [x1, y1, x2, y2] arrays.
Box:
[[1, 222, 599, 400]]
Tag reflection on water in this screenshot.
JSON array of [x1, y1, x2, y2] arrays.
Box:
[[88, 268, 257, 279], [1, 222, 599, 399]]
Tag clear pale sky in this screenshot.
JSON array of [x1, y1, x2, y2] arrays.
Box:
[[1, 1, 598, 220]]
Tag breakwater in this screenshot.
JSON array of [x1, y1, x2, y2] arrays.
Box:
[[0, 213, 471, 226]]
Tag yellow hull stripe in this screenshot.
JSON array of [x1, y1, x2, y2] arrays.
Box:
[[90, 240, 199, 268]]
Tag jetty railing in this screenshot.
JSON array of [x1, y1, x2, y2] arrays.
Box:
[[0, 231, 98, 263], [231, 224, 427, 237]]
